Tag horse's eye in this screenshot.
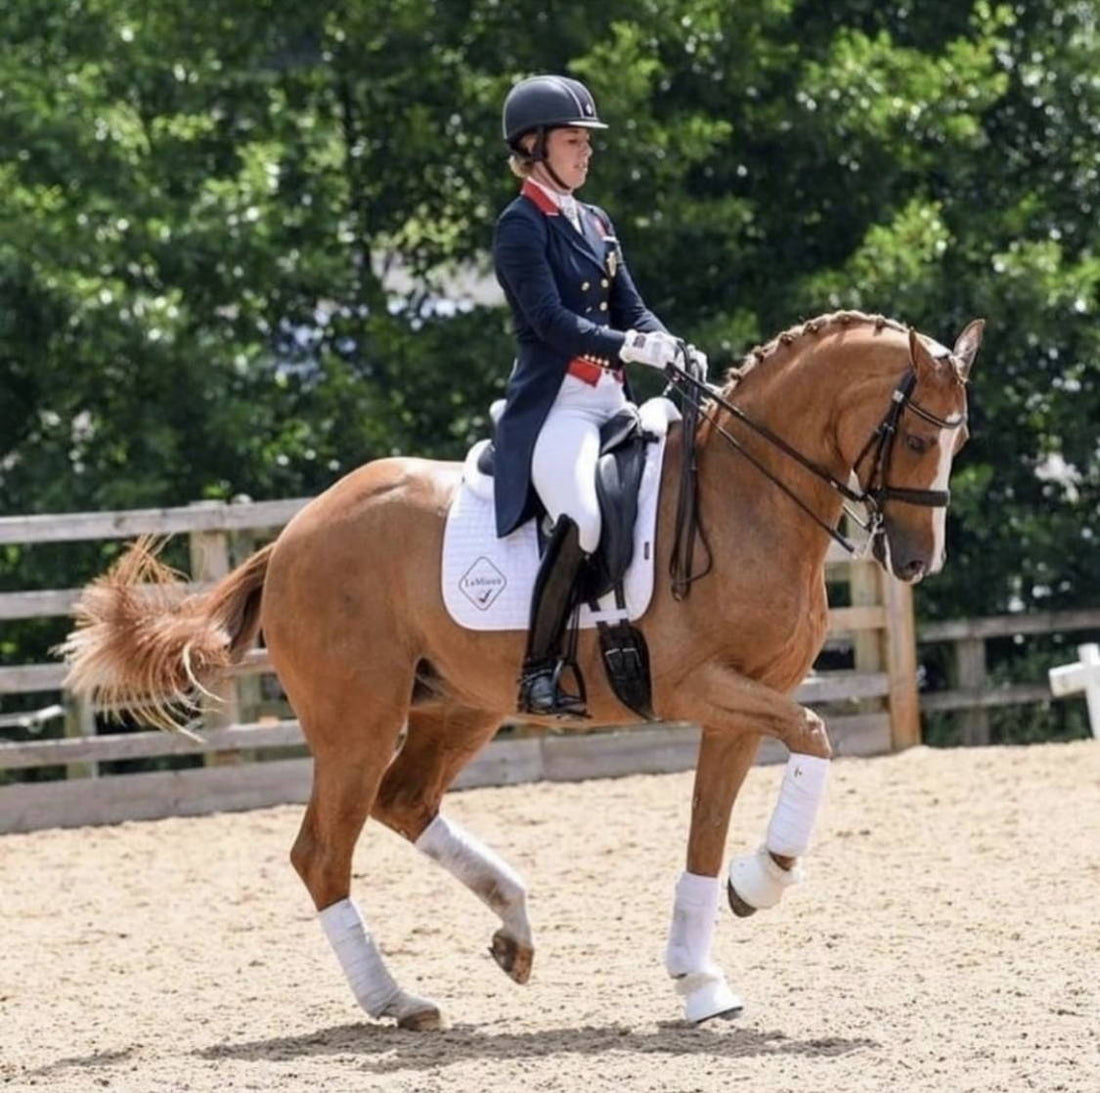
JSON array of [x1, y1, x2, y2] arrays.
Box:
[[905, 434, 931, 454]]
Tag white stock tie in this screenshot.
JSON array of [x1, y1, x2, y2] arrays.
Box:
[[559, 195, 581, 233]]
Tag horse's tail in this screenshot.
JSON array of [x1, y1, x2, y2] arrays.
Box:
[[58, 536, 273, 732]]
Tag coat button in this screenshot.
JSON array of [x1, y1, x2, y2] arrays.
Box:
[[599, 302, 608, 311], [581, 281, 590, 291], [601, 278, 609, 288]]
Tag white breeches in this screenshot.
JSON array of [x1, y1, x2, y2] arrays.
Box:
[[531, 372, 627, 553]]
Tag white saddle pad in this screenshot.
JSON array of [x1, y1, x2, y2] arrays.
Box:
[[442, 397, 680, 632]]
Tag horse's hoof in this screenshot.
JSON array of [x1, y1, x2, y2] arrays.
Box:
[[490, 927, 534, 984], [694, 1002, 744, 1025], [727, 879, 757, 918], [675, 971, 744, 1024], [380, 989, 447, 1031], [397, 1005, 447, 1032]]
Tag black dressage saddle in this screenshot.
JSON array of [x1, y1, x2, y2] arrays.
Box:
[[477, 405, 653, 598]]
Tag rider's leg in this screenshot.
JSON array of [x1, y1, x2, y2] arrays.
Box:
[[518, 378, 613, 715], [517, 513, 588, 715], [530, 382, 606, 553]]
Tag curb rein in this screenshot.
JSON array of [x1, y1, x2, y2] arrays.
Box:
[[665, 342, 968, 598]]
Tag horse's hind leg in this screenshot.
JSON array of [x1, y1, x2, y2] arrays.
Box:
[[371, 705, 535, 984], [290, 702, 444, 1031]]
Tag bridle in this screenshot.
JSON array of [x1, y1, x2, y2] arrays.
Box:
[[664, 343, 968, 597]]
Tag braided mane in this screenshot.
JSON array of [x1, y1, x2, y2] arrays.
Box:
[[725, 310, 910, 386]]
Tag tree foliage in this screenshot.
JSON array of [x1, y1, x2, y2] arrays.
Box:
[[1, 0, 1097, 669]]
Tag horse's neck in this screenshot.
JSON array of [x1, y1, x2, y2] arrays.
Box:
[[697, 340, 856, 572]]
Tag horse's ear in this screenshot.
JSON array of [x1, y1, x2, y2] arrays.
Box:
[[908, 327, 939, 382], [951, 319, 984, 381]]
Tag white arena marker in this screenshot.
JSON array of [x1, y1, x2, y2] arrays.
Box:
[[1048, 643, 1100, 740]]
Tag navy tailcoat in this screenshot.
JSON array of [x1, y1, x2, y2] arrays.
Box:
[[492, 180, 666, 539]]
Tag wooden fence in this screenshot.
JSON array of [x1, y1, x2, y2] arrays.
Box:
[[0, 500, 918, 834], [916, 608, 1100, 745]]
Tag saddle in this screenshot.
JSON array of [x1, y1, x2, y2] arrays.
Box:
[[478, 403, 659, 720]]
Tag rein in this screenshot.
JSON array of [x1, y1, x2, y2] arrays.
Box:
[[667, 351, 712, 599], [665, 344, 967, 591]]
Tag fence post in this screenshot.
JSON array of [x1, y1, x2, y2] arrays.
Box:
[[229, 528, 264, 726], [881, 572, 921, 750], [63, 692, 97, 780], [188, 505, 241, 764], [850, 557, 884, 676], [955, 637, 990, 746]]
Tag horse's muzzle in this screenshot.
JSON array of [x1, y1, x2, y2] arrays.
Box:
[[894, 557, 928, 583], [872, 527, 933, 584]]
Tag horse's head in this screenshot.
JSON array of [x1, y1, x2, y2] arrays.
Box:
[[855, 320, 983, 583]]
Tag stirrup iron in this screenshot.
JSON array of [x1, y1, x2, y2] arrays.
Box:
[[517, 657, 588, 718]]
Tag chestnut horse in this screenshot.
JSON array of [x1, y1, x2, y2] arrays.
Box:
[[61, 310, 982, 1029]]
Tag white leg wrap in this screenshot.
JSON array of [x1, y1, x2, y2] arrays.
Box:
[[728, 844, 805, 910], [318, 898, 402, 1018], [665, 871, 721, 977], [664, 872, 743, 1023], [415, 814, 531, 945], [765, 753, 830, 857]]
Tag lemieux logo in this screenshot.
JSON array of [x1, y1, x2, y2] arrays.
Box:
[[459, 556, 507, 611]]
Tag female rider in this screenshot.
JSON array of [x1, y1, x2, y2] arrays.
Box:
[[493, 74, 699, 717]]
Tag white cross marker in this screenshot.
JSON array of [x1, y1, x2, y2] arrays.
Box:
[[1048, 643, 1100, 740]]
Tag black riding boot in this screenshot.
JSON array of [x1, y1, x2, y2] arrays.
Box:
[[517, 516, 589, 717]]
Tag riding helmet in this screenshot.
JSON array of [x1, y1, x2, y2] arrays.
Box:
[[502, 75, 608, 151]]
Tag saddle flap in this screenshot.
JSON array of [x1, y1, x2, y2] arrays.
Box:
[[588, 432, 651, 599]]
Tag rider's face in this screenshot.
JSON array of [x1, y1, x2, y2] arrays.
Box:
[[538, 127, 593, 192]]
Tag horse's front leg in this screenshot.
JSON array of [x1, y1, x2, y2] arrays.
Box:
[[662, 728, 759, 1023], [663, 664, 832, 1023]]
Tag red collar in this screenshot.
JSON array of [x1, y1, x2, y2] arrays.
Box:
[[521, 178, 561, 216]]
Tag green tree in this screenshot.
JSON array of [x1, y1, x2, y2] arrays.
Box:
[[1, 0, 1097, 739]]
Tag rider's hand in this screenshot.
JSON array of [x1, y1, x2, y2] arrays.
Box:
[[618, 330, 682, 370]]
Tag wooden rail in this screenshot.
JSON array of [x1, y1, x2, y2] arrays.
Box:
[[916, 607, 1100, 744], [0, 501, 917, 832], [0, 499, 308, 545], [0, 718, 898, 834]]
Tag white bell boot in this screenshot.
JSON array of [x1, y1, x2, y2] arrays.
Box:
[[728, 844, 805, 912]]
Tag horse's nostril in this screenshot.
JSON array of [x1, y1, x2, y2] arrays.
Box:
[[899, 559, 927, 582]]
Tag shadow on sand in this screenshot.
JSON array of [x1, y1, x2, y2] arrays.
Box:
[[193, 1021, 877, 1074]]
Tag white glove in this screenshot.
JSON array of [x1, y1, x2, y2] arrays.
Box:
[[619, 330, 682, 370]]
